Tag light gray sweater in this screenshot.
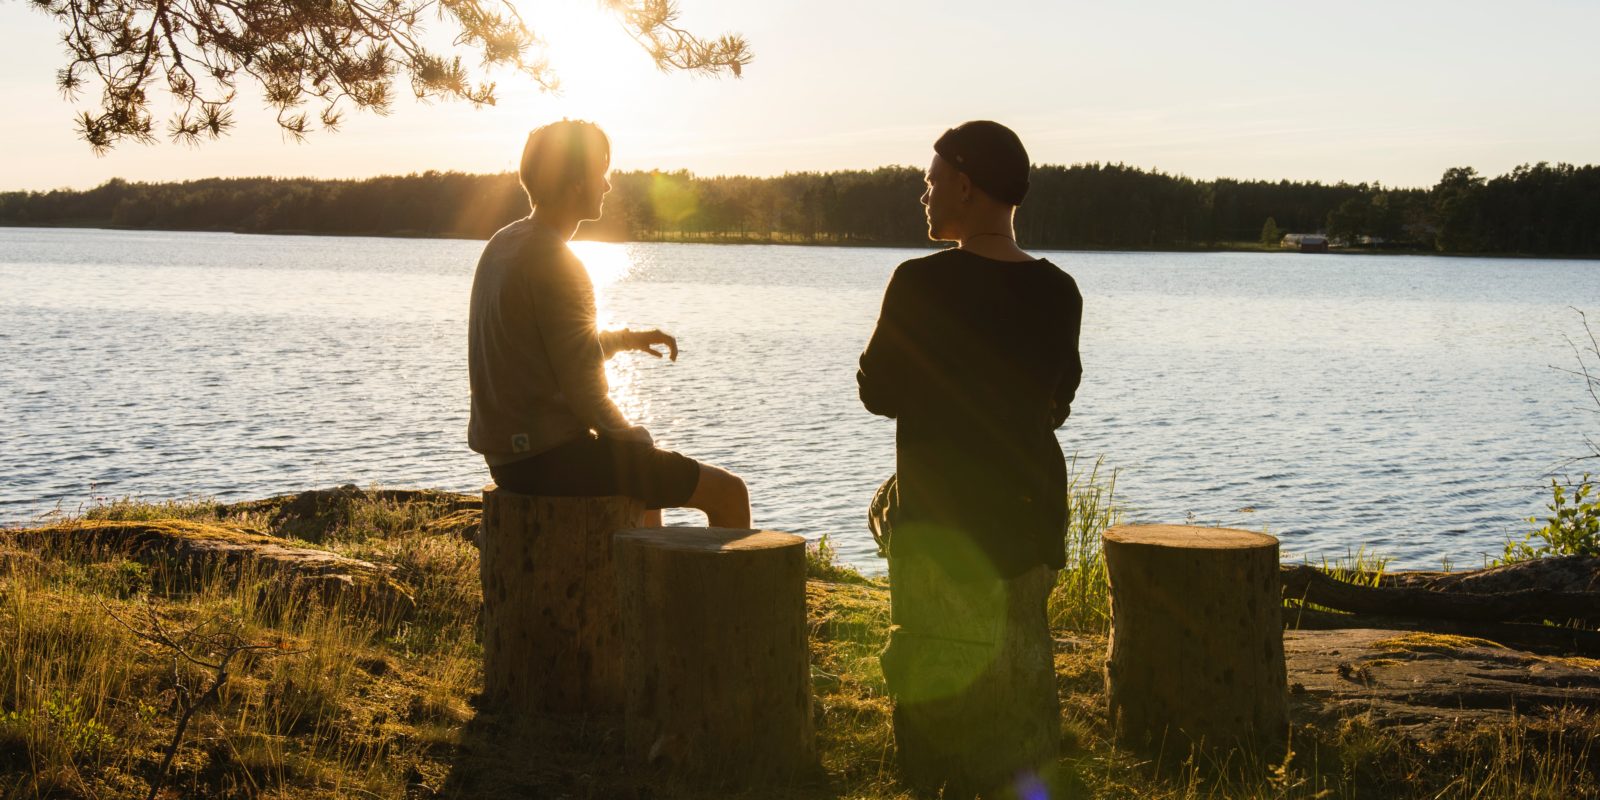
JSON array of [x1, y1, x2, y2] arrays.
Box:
[[467, 218, 647, 466]]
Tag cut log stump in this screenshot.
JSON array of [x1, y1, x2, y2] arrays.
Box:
[[479, 485, 643, 717], [615, 527, 816, 781], [1103, 524, 1288, 755]]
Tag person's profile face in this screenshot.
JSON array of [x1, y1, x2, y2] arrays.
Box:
[[921, 155, 960, 242], [578, 156, 612, 222]]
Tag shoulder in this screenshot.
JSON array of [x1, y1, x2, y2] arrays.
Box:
[[509, 221, 565, 259], [482, 219, 536, 262], [1034, 258, 1081, 297], [912, 247, 967, 267], [489, 221, 575, 277], [888, 247, 962, 284]]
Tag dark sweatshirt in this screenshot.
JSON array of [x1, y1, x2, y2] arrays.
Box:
[[858, 248, 1084, 580]]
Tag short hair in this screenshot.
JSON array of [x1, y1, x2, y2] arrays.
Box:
[[518, 120, 611, 206]]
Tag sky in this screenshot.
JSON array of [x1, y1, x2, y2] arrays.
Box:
[[2, 0, 1598, 192]]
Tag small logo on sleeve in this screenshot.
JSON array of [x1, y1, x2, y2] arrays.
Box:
[[511, 433, 531, 453]]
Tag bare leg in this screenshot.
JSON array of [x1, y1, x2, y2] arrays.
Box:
[[639, 508, 663, 526], [683, 464, 751, 528]]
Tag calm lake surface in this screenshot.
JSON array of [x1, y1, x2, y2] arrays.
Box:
[[3, 226, 1598, 571]]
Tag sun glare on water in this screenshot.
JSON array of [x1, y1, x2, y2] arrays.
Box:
[[568, 239, 647, 422], [568, 240, 634, 295]]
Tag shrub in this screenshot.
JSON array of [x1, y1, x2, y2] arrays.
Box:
[[1503, 474, 1600, 562]]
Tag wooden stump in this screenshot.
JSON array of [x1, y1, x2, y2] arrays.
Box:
[[479, 485, 643, 716], [1103, 524, 1288, 755], [614, 527, 815, 781]]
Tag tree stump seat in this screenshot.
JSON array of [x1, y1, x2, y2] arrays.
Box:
[[614, 527, 816, 781], [1102, 524, 1289, 755], [478, 485, 643, 717]]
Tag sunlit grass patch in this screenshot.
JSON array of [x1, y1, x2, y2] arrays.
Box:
[[223, 486, 482, 544], [1, 556, 170, 797], [1050, 455, 1120, 634], [806, 578, 897, 794], [1315, 545, 1391, 587], [1371, 632, 1507, 654], [1281, 546, 1394, 624], [0, 490, 488, 799], [84, 495, 232, 524], [805, 532, 872, 585]]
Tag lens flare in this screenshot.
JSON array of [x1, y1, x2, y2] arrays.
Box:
[[1015, 770, 1049, 800]]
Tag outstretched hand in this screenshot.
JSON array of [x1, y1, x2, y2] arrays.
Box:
[[631, 328, 678, 361]]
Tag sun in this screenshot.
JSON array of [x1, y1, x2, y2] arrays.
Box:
[[495, 1, 656, 134]]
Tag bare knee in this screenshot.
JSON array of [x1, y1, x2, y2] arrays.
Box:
[[720, 471, 750, 508], [688, 465, 751, 528]]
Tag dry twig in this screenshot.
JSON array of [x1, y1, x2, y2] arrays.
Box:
[[104, 603, 302, 800]]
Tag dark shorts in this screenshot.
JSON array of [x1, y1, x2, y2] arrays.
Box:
[[488, 434, 702, 510]]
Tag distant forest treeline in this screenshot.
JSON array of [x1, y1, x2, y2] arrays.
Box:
[[3, 161, 1598, 255]]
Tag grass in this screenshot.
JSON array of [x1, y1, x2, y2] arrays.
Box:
[[1281, 546, 1393, 624], [0, 485, 1596, 798], [1049, 454, 1120, 633], [1370, 632, 1508, 654], [806, 533, 872, 585], [0, 490, 483, 799], [1312, 546, 1392, 588]]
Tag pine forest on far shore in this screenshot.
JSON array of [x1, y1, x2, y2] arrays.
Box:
[[4, 161, 1599, 256]]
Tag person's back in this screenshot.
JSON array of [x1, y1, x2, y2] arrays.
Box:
[[860, 248, 1082, 580], [858, 120, 1081, 797], [469, 217, 613, 463]]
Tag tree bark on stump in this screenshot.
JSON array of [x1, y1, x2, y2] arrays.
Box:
[[1103, 524, 1288, 756], [479, 485, 642, 717], [614, 527, 815, 781]]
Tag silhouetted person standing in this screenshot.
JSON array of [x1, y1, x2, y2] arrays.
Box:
[[858, 121, 1083, 797], [469, 120, 751, 527]]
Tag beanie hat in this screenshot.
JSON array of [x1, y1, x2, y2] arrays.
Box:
[[933, 120, 1030, 206]]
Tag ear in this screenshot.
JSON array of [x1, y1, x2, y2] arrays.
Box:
[[957, 171, 974, 202]]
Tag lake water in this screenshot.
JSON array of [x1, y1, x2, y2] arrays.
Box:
[[3, 226, 1598, 572]]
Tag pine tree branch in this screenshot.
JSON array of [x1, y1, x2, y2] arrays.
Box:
[[30, 0, 751, 149]]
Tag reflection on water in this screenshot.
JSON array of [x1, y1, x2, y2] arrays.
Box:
[[572, 241, 644, 416], [570, 240, 636, 295], [3, 226, 1599, 573]]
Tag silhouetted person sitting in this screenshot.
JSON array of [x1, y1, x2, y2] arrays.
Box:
[[858, 121, 1083, 798], [469, 119, 750, 528]]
